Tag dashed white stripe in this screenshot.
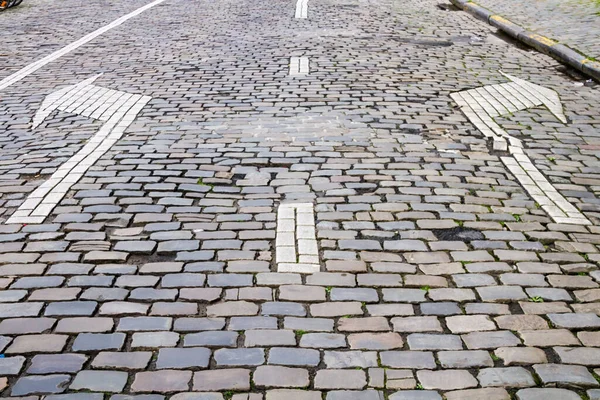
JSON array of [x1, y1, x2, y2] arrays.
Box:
[[289, 56, 309, 76], [276, 203, 320, 273], [295, 0, 308, 18], [0, 0, 167, 92]]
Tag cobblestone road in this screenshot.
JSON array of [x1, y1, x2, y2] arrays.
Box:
[[0, 0, 600, 398]]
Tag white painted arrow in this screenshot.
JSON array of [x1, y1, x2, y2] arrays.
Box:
[[6, 76, 151, 224], [450, 70, 566, 151], [451, 71, 590, 225]]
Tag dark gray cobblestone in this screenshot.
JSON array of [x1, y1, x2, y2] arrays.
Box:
[[0, 0, 599, 397]]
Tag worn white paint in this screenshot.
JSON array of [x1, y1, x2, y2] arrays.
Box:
[[0, 0, 167, 92], [289, 56, 309, 76], [451, 71, 590, 225], [295, 0, 308, 18], [6, 76, 151, 224], [276, 203, 320, 273]]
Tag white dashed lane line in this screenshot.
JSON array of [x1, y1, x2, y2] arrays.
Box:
[[0, 0, 167, 92], [276, 203, 320, 274]]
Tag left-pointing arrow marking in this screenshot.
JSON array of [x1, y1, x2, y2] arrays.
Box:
[[6, 75, 152, 224]]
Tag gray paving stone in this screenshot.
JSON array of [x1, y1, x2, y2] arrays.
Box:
[[266, 390, 322, 400], [494, 347, 548, 366], [516, 388, 582, 400], [462, 331, 521, 349], [389, 392, 442, 400], [175, 318, 226, 331], [268, 347, 320, 366], [6, 334, 68, 354], [214, 348, 265, 366], [326, 390, 384, 400], [0, 302, 43, 318], [70, 370, 128, 392], [407, 334, 463, 350], [262, 302, 306, 316], [0, 317, 56, 334], [132, 332, 179, 348], [417, 370, 477, 390], [314, 369, 366, 389], [229, 316, 277, 330], [28, 354, 88, 374], [184, 331, 238, 347], [117, 317, 172, 331], [444, 388, 510, 400], [245, 330, 296, 347], [534, 364, 599, 386], [47, 394, 105, 400], [547, 313, 600, 329], [193, 369, 250, 391], [131, 370, 192, 393], [554, 346, 600, 365], [72, 333, 125, 351], [156, 347, 211, 369], [437, 350, 493, 368], [254, 365, 309, 388], [380, 351, 436, 369], [11, 375, 70, 396], [477, 367, 536, 388], [0, 356, 25, 375], [92, 352, 152, 369], [300, 333, 346, 349]]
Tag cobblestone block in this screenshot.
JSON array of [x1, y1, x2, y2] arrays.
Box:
[[253, 365, 309, 388], [28, 354, 88, 374], [156, 347, 211, 369], [477, 367, 536, 388], [437, 350, 493, 368], [516, 388, 581, 400], [193, 369, 250, 391], [131, 370, 192, 392], [70, 370, 128, 392], [534, 364, 598, 386], [314, 369, 366, 390], [417, 370, 478, 390], [214, 348, 265, 366], [11, 375, 70, 396]]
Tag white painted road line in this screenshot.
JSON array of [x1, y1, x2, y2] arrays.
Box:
[[295, 0, 308, 18], [0, 0, 167, 92], [289, 56, 309, 76], [276, 203, 320, 273], [6, 77, 151, 224], [502, 151, 591, 225], [452, 71, 589, 225]]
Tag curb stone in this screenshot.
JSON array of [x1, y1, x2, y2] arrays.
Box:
[[451, 0, 600, 81]]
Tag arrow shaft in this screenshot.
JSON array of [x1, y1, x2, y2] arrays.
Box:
[[6, 94, 151, 224]]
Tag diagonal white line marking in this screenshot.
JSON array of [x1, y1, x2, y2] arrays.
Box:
[[0, 0, 167, 92]]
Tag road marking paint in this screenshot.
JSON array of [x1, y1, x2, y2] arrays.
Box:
[[289, 56, 309, 76], [276, 203, 320, 273], [451, 71, 590, 225], [6, 77, 151, 224], [0, 0, 167, 92], [295, 0, 308, 18]]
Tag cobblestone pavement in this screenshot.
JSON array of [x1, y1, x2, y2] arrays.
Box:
[[1, 0, 600, 398], [472, 0, 600, 61]]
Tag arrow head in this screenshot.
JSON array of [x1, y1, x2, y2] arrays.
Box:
[[32, 74, 103, 129]]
